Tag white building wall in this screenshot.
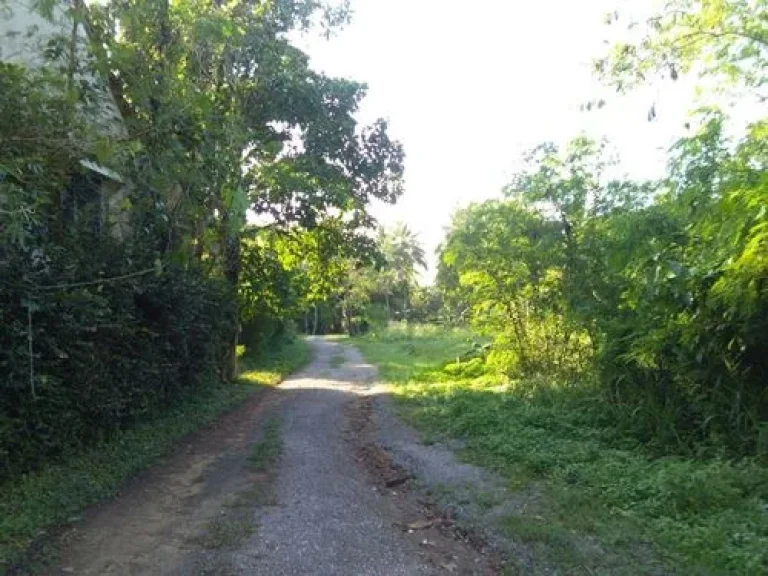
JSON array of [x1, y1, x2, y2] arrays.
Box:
[[0, 0, 126, 137], [1, 1, 131, 238]]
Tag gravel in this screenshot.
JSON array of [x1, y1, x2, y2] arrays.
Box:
[[231, 338, 439, 575], [51, 337, 509, 576]]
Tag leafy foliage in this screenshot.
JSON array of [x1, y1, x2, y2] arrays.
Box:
[[0, 0, 402, 480], [437, 113, 768, 455], [357, 325, 768, 574], [596, 0, 768, 100], [258, 221, 430, 336], [433, 0, 768, 455], [440, 197, 592, 378]]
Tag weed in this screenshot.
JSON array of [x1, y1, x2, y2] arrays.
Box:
[[194, 516, 256, 549], [355, 326, 768, 574], [249, 420, 282, 473]]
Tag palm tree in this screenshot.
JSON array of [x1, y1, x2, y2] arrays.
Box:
[[378, 223, 426, 319]]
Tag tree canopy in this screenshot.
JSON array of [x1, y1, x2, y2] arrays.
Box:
[[596, 0, 768, 100], [434, 1, 768, 456], [0, 0, 404, 477]]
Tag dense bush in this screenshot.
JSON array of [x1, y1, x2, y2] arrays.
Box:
[[595, 118, 768, 455], [437, 118, 768, 457], [0, 60, 238, 480], [240, 316, 298, 353], [0, 243, 235, 479]]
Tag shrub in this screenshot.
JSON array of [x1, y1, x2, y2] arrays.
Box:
[[0, 245, 235, 480]]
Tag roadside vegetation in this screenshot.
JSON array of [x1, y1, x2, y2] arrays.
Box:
[[2, 0, 402, 479], [349, 4, 768, 572], [2, 0, 766, 573], [0, 339, 309, 570], [357, 324, 767, 573], [1, 0, 399, 568]]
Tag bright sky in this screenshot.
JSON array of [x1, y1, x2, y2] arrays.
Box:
[[295, 0, 698, 282]]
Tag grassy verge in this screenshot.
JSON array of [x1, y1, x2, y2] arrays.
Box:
[[194, 417, 285, 553], [356, 324, 768, 575], [0, 338, 310, 572]]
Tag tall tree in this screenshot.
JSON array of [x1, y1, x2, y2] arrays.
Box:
[[378, 223, 426, 319], [596, 0, 768, 101], [86, 0, 404, 375]]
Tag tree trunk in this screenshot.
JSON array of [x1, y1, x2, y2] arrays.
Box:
[[222, 219, 240, 381], [506, 300, 530, 372], [312, 305, 319, 335], [342, 299, 350, 336], [403, 286, 410, 322]]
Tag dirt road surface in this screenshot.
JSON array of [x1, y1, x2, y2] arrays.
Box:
[[47, 338, 500, 575]]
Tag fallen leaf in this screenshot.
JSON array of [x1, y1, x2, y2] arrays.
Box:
[[406, 519, 435, 530]]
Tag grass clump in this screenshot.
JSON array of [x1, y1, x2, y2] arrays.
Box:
[[238, 338, 312, 386], [355, 325, 768, 574], [194, 516, 256, 549], [0, 338, 310, 572], [249, 420, 282, 472]]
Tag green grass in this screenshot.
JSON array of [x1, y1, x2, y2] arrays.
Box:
[[355, 324, 768, 575], [0, 338, 310, 572], [249, 419, 282, 472], [194, 516, 256, 550], [360, 322, 483, 382]]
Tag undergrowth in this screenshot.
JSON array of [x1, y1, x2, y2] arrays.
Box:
[[0, 338, 310, 573], [356, 324, 768, 574]]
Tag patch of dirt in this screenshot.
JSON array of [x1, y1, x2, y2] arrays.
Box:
[[36, 387, 283, 576], [345, 395, 501, 575]]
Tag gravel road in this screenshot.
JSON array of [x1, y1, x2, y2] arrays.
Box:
[[49, 337, 497, 575], [230, 337, 442, 575]]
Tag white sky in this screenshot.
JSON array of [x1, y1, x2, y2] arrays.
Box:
[[295, 0, 699, 282]]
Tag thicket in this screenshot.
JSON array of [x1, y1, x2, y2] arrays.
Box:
[[1, 0, 403, 479], [0, 64, 231, 478], [1, 249, 234, 478], [436, 1, 768, 456], [439, 117, 768, 457]]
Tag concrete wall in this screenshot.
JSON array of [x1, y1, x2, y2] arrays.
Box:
[[0, 0, 86, 66], [2, 1, 126, 137], [1, 0, 131, 238]]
